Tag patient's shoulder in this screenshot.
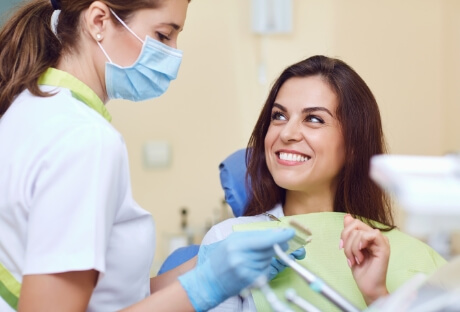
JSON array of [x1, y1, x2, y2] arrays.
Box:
[[385, 229, 447, 288]]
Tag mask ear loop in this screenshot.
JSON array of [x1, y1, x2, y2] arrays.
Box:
[[97, 9, 146, 64], [97, 40, 113, 64], [109, 9, 144, 44]]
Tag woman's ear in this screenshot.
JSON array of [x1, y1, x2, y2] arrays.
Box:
[[83, 1, 112, 42]]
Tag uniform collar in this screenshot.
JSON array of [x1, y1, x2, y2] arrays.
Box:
[[38, 68, 112, 122]]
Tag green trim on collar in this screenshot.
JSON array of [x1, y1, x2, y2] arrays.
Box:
[[38, 68, 112, 122]]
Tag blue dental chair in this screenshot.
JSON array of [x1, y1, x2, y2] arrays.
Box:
[[157, 148, 248, 275]]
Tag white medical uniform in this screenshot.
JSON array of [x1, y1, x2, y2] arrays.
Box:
[[0, 68, 155, 311]]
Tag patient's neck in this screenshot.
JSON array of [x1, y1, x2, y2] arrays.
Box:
[[283, 189, 334, 216]]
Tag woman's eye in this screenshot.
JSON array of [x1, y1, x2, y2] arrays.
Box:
[[157, 32, 170, 41], [271, 111, 286, 121], [306, 115, 324, 123]]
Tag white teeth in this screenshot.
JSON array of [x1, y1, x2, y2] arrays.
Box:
[[279, 152, 308, 162]]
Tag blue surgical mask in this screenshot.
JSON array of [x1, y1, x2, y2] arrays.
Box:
[[97, 9, 183, 102]]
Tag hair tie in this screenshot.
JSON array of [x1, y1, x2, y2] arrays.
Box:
[[50, 10, 61, 37], [50, 0, 61, 10]]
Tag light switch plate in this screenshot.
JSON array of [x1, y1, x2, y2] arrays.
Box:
[[143, 141, 171, 169]]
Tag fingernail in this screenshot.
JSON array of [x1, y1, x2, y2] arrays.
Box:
[[339, 239, 343, 249], [355, 256, 360, 265], [347, 258, 352, 268]]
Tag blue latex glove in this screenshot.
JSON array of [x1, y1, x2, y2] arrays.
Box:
[[198, 243, 306, 281], [195, 241, 218, 267], [178, 229, 295, 312], [268, 247, 306, 280]]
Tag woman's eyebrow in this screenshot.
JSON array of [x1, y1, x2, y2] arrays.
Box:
[[302, 107, 333, 117], [273, 103, 287, 112], [273, 103, 332, 117], [160, 22, 183, 31]]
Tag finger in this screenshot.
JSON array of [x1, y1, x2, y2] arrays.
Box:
[[341, 216, 373, 247], [237, 242, 292, 266], [341, 216, 360, 242], [343, 213, 354, 227], [236, 263, 272, 285], [232, 229, 295, 251], [275, 248, 305, 266], [221, 241, 275, 265], [232, 242, 288, 263], [345, 228, 389, 266], [342, 229, 366, 267], [278, 242, 290, 253], [290, 247, 306, 260], [239, 248, 277, 262], [270, 257, 286, 272], [241, 256, 275, 273], [358, 229, 389, 256]]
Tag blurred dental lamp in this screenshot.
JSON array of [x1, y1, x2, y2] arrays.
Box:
[[370, 154, 460, 257]]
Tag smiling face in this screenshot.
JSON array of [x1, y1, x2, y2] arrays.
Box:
[[264, 75, 346, 194]]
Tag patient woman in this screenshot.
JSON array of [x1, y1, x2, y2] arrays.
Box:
[[202, 55, 446, 311]]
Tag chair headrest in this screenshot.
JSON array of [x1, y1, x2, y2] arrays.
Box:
[[219, 148, 249, 217]]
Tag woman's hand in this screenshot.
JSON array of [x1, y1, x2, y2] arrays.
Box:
[[340, 214, 390, 305]]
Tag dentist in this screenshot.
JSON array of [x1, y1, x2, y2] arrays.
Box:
[[0, 0, 297, 311]]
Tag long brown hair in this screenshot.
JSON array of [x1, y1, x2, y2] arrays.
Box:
[[0, 0, 161, 117], [245, 55, 394, 229]]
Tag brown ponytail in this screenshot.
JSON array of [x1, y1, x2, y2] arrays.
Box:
[[0, 0, 164, 117], [0, 0, 60, 116]]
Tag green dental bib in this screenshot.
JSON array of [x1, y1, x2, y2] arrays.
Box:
[[233, 212, 446, 312]]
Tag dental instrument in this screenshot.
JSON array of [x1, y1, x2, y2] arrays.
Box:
[[285, 288, 322, 312], [273, 244, 361, 312], [263, 213, 313, 254], [253, 276, 295, 312]]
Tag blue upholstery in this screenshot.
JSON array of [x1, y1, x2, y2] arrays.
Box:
[[157, 148, 248, 275], [218, 148, 248, 217], [157, 244, 200, 275]]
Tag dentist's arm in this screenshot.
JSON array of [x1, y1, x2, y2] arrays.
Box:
[[122, 280, 195, 312], [20, 229, 293, 312], [150, 256, 197, 294]]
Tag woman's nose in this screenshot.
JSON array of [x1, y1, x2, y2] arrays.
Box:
[[279, 120, 302, 142], [167, 40, 177, 49]]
